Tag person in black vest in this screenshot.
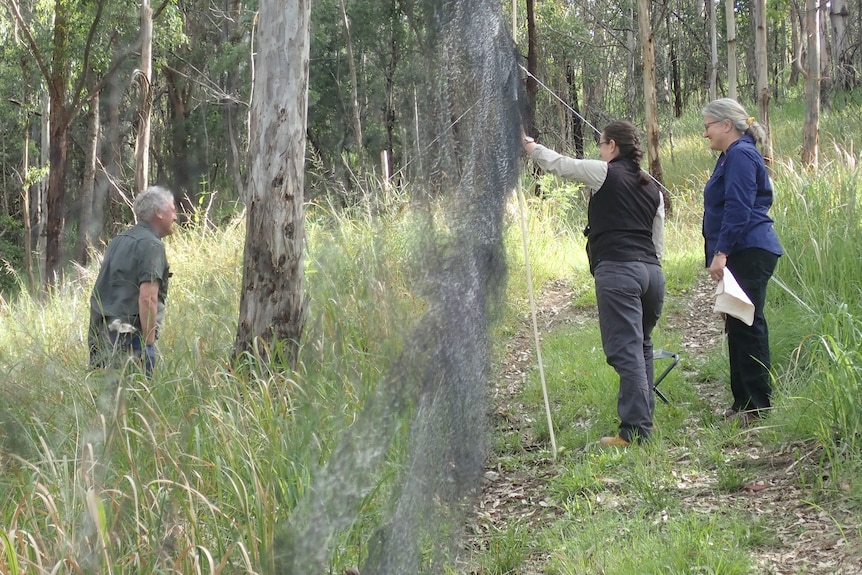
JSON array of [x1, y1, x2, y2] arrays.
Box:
[[523, 121, 665, 446]]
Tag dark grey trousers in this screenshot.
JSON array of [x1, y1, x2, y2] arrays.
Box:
[[594, 260, 666, 442]]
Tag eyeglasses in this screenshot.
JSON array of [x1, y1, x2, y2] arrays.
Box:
[[703, 120, 723, 131], [598, 140, 610, 146]]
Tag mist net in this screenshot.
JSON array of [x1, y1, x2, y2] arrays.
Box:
[[275, 1, 524, 572]]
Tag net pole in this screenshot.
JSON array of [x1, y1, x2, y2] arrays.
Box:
[[516, 185, 557, 459]]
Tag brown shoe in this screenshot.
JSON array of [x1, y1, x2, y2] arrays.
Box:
[[722, 408, 739, 420], [730, 410, 760, 428], [600, 435, 631, 447]]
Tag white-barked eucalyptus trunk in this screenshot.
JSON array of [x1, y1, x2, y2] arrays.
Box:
[[234, 0, 311, 365], [802, 0, 820, 168]]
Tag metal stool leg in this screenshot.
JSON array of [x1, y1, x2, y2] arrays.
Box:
[[652, 350, 680, 405]]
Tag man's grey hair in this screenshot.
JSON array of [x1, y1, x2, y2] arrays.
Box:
[[134, 186, 175, 221], [702, 98, 767, 145]]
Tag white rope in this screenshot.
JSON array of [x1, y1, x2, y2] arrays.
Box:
[[520, 64, 603, 137], [520, 64, 673, 199], [516, 184, 557, 459]]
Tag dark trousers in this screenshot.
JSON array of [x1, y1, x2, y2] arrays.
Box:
[[594, 261, 666, 442], [725, 249, 779, 412]]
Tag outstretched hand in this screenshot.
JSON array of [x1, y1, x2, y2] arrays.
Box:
[[521, 131, 536, 154]]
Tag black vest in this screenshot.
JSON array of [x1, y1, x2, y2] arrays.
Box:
[[585, 157, 660, 274]]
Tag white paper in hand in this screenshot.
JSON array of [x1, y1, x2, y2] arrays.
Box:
[[713, 268, 755, 326]]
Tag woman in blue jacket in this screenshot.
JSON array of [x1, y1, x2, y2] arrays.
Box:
[[701, 98, 783, 426]]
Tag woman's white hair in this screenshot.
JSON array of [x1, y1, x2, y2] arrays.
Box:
[[702, 98, 767, 145], [133, 186, 175, 221]]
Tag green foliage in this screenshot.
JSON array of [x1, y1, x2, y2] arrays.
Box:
[[759, 150, 862, 466], [306, 0, 419, 200], [503, 180, 590, 327], [0, 215, 24, 295]]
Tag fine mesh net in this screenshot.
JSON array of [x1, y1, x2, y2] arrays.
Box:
[[275, 0, 524, 572]]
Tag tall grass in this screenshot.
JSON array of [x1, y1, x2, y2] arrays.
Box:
[[505, 176, 588, 301], [0, 198, 426, 573], [767, 152, 862, 473]]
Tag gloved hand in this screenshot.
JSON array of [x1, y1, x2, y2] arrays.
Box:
[[143, 343, 157, 376]]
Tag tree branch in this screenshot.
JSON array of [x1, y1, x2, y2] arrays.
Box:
[[1, 0, 53, 94], [70, 0, 108, 113]]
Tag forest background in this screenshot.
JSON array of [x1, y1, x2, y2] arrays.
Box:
[[2, 0, 862, 573], [1, 0, 854, 296]]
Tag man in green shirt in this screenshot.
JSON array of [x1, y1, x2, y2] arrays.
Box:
[[88, 185, 177, 376]]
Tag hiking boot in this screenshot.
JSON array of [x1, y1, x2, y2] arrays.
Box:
[[722, 407, 739, 420], [599, 434, 631, 447]]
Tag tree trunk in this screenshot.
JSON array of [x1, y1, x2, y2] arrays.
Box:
[[226, 105, 245, 198], [21, 113, 35, 292], [802, 0, 820, 168], [565, 64, 584, 158], [790, 1, 801, 86], [76, 92, 100, 264], [223, 0, 246, 199], [103, 69, 125, 237], [37, 92, 48, 283], [134, 0, 153, 195], [667, 10, 683, 118], [819, 4, 833, 110], [384, 0, 399, 177], [708, 0, 718, 100], [829, 0, 854, 89], [340, 0, 364, 152], [43, 0, 72, 287], [771, 18, 783, 97], [45, 95, 69, 286], [625, 8, 638, 118], [725, 0, 738, 100], [525, 0, 538, 138], [234, 0, 311, 366], [637, 0, 664, 185], [753, 0, 772, 167], [163, 66, 194, 207]]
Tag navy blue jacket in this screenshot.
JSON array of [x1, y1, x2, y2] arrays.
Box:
[[703, 134, 783, 266]]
